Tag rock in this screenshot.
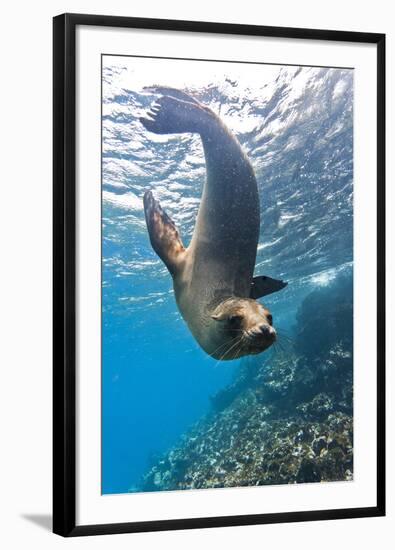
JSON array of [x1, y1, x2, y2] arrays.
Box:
[[296, 458, 321, 483], [312, 436, 327, 456]]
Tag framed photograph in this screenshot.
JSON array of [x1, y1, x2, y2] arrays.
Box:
[[53, 13, 385, 537]]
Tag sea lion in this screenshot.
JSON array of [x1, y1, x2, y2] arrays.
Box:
[[140, 86, 287, 360]]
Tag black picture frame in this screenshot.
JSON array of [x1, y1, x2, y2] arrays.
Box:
[[53, 12, 386, 537]]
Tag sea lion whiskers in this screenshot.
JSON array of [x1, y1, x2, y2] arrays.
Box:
[[221, 336, 244, 360], [275, 328, 295, 350], [213, 335, 244, 368], [210, 333, 244, 362], [207, 337, 238, 360]]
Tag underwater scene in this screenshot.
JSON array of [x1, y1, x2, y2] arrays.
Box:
[[102, 56, 353, 495]]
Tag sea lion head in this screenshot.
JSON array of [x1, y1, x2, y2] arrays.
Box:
[[209, 297, 276, 360]]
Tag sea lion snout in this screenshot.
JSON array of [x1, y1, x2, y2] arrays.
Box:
[[245, 322, 276, 351], [258, 324, 277, 342]]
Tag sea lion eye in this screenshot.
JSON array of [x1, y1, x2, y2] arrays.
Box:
[[267, 313, 273, 325], [229, 315, 242, 326]]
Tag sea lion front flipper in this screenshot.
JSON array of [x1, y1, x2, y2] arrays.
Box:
[[143, 190, 185, 276], [250, 275, 288, 299]]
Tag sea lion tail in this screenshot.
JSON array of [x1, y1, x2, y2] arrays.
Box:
[[140, 93, 211, 135]]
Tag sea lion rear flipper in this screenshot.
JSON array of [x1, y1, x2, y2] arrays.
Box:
[[143, 190, 185, 276], [250, 275, 288, 299], [140, 94, 209, 135]]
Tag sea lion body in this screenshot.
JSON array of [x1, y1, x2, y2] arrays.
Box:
[[141, 88, 286, 359]]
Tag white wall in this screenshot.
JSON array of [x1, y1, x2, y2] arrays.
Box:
[[0, 0, 393, 548]]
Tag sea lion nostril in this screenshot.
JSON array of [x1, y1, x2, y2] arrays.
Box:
[[258, 325, 276, 340]]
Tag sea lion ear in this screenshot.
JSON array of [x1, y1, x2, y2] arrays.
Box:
[[211, 311, 228, 321], [250, 275, 288, 299]]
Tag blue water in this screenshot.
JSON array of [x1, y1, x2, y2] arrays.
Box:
[[101, 58, 353, 494]]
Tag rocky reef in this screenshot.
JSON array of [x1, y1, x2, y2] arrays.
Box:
[[138, 272, 353, 491]]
